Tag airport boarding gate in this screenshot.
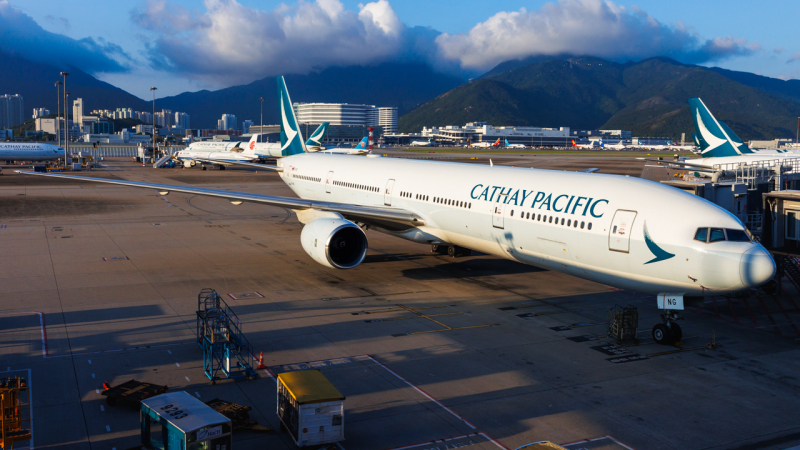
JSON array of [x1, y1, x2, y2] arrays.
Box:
[[196, 288, 258, 383]]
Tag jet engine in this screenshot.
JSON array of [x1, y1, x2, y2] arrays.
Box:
[[300, 218, 368, 269], [183, 160, 196, 168]]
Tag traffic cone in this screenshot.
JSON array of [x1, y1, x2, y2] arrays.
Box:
[[256, 352, 265, 370], [102, 382, 110, 391]]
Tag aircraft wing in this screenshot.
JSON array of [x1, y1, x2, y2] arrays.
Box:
[[636, 158, 715, 171], [15, 170, 425, 229]]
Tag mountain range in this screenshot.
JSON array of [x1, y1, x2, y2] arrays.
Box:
[[4, 50, 800, 141], [1, 53, 463, 129], [399, 57, 800, 141]]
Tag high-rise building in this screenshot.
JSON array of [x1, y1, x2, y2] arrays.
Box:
[[154, 109, 174, 128], [0, 94, 24, 129], [219, 114, 237, 131], [32, 108, 50, 119], [174, 112, 190, 129], [241, 119, 254, 134], [136, 111, 152, 124], [73, 98, 84, 127], [377, 107, 398, 134]]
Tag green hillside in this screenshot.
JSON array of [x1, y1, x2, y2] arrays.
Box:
[[399, 57, 800, 141]]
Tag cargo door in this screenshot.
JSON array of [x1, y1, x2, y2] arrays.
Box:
[[384, 179, 395, 206], [325, 171, 333, 193], [492, 204, 504, 229], [609, 210, 637, 253]]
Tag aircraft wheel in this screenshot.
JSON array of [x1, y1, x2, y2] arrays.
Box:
[[668, 322, 682, 343], [220, 165, 226, 170], [652, 324, 672, 345], [762, 280, 778, 295], [431, 244, 440, 253], [447, 246, 457, 257], [202, 166, 207, 171]]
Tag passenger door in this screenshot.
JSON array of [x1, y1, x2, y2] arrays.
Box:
[[384, 179, 395, 206], [608, 210, 637, 253], [325, 171, 333, 194], [492, 204, 504, 229]]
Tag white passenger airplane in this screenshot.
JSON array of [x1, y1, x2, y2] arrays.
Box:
[[410, 138, 433, 147], [505, 139, 526, 149], [653, 98, 800, 172], [18, 77, 776, 346], [471, 138, 501, 148], [0, 142, 63, 162]]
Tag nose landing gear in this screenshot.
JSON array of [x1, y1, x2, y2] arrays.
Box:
[[653, 293, 685, 345], [652, 311, 682, 345]]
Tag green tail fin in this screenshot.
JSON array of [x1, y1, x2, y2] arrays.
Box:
[[278, 76, 307, 156]]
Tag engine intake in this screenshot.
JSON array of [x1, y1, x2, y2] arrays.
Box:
[[300, 218, 368, 269]]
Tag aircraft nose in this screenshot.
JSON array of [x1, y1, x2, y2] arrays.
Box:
[[740, 245, 776, 288]]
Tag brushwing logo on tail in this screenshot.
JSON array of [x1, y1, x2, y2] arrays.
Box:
[[280, 94, 297, 154], [643, 222, 675, 264], [696, 109, 727, 156]]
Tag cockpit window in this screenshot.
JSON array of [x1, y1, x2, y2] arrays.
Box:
[[709, 228, 726, 242], [694, 228, 708, 242], [726, 229, 750, 242]]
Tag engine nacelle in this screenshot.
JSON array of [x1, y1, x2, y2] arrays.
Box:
[[183, 160, 196, 168], [300, 218, 368, 269]]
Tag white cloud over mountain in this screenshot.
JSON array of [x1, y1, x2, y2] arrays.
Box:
[[0, 0, 762, 88], [435, 0, 758, 71]]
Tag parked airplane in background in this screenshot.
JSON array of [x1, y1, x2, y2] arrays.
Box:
[[410, 138, 433, 147], [0, 142, 63, 162], [317, 137, 370, 155], [644, 98, 800, 176], [18, 77, 776, 347], [304, 123, 329, 150], [472, 138, 501, 148], [175, 148, 258, 169], [505, 139, 526, 149], [185, 123, 331, 159], [571, 139, 602, 149]]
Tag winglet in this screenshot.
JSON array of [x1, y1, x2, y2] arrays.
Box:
[[277, 76, 307, 156]]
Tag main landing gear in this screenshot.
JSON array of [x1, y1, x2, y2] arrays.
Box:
[[652, 310, 682, 345], [431, 244, 471, 257]]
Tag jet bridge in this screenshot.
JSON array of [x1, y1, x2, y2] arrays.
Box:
[[196, 288, 258, 383]]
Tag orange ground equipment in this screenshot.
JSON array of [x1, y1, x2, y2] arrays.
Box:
[[0, 376, 31, 450]]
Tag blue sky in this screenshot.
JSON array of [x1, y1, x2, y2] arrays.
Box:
[[8, 0, 800, 99]]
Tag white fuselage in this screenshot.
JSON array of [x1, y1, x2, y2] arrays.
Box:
[[277, 153, 774, 296], [176, 148, 257, 165], [690, 153, 800, 169], [186, 141, 283, 158], [0, 143, 62, 161]]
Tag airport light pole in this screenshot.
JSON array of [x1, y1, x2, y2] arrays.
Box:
[[60, 72, 69, 164], [54, 81, 62, 147], [259, 97, 264, 134], [796, 117, 799, 145], [150, 87, 157, 159]]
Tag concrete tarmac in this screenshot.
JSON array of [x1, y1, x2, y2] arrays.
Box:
[[0, 155, 798, 450]]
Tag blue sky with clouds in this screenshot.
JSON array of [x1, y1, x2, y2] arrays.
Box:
[[7, 0, 800, 99]]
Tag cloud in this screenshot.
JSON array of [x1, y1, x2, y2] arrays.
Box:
[[788, 52, 800, 64], [131, 0, 414, 85], [0, 1, 127, 73], [44, 14, 70, 31], [434, 0, 758, 71]]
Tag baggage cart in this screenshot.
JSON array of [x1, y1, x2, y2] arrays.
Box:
[[102, 379, 168, 408], [141, 391, 231, 450]]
